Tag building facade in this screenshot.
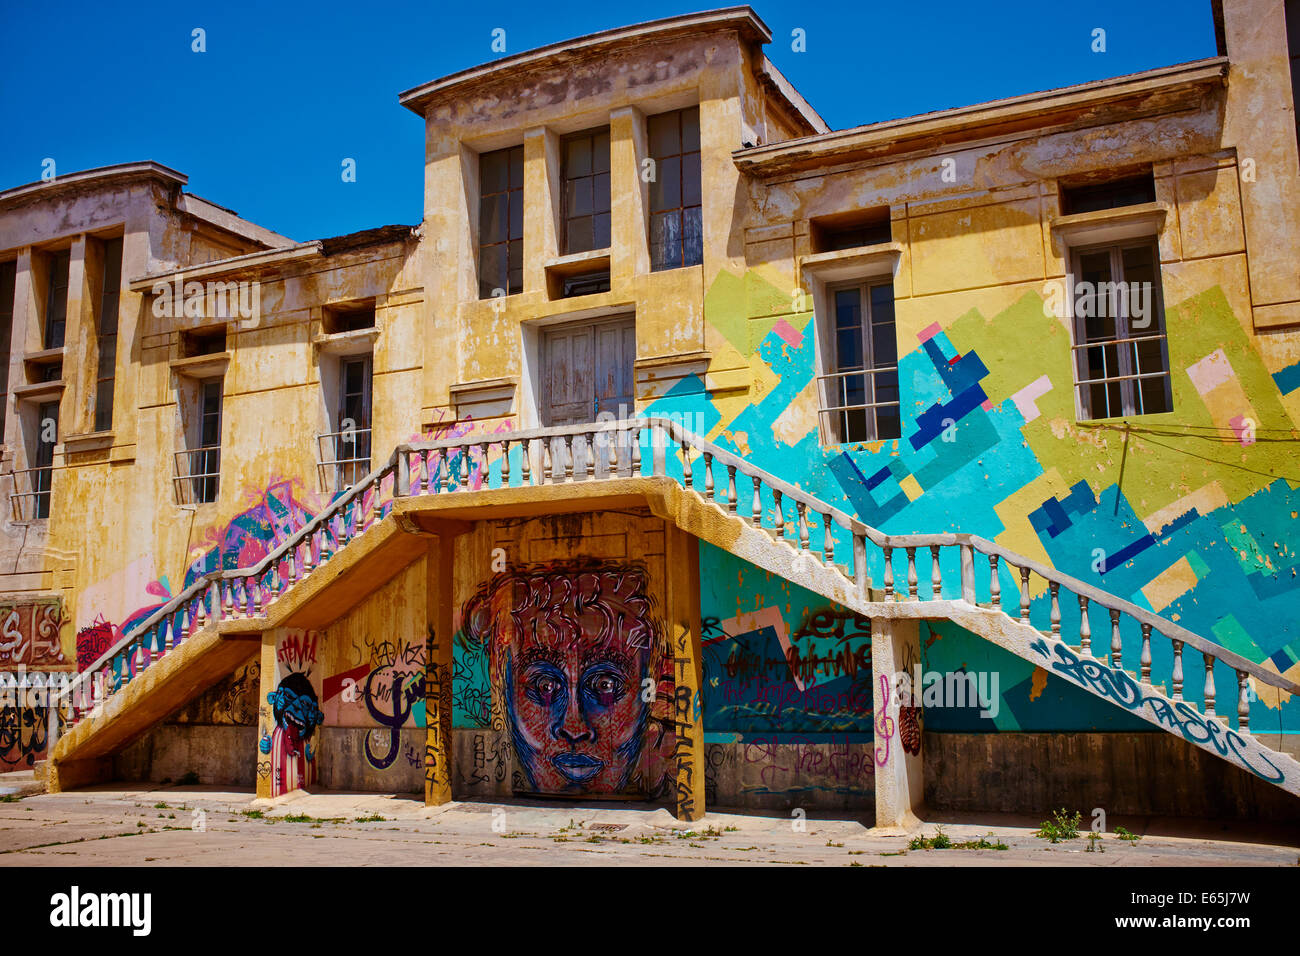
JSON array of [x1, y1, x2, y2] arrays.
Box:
[[3, 2, 1300, 824]]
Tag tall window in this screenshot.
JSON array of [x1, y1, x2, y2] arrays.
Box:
[[0, 261, 14, 443], [479, 145, 524, 299], [193, 380, 222, 503], [1071, 241, 1172, 420], [94, 238, 122, 432], [32, 400, 58, 520], [562, 127, 611, 254], [44, 250, 70, 349], [647, 107, 702, 271], [820, 280, 900, 444], [336, 356, 372, 488]]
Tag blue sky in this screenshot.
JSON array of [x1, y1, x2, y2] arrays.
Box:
[[0, 1, 1217, 241]]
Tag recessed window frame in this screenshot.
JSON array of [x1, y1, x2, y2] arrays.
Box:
[[647, 106, 703, 272], [93, 237, 123, 433], [478, 144, 525, 299], [44, 249, 70, 350], [819, 276, 901, 445], [560, 126, 611, 256], [1068, 237, 1173, 421]]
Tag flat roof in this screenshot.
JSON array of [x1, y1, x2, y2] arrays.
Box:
[[0, 161, 187, 207]]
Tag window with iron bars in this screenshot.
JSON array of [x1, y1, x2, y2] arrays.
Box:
[[317, 355, 372, 492], [1070, 240, 1173, 420], [174, 379, 222, 504], [819, 279, 901, 445]]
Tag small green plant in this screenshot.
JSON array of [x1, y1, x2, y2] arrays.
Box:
[[1114, 826, 1142, 844], [153, 802, 168, 809], [0, 795, 18, 803], [241, 809, 264, 819], [907, 826, 952, 850], [1086, 831, 1104, 853], [1034, 808, 1082, 844], [354, 814, 386, 823], [953, 833, 1009, 850]]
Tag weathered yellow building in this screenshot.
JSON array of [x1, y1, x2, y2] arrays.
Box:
[[3, 2, 1300, 824]]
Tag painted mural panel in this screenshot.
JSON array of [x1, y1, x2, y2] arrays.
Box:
[[262, 629, 324, 797], [457, 561, 675, 799], [0, 598, 69, 669], [645, 264, 1300, 748]]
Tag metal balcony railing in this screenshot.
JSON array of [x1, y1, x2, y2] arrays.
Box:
[[315, 428, 372, 493], [9, 466, 53, 521], [172, 446, 221, 505]]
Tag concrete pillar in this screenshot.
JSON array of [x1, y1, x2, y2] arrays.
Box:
[[666, 524, 704, 821], [255, 632, 276, 799], [872, 617, 924, 829], [424, 540, 454, 806]]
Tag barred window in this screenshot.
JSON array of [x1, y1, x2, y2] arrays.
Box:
[[819, 279, 900, 443], [1070, 240, 1173, 420]]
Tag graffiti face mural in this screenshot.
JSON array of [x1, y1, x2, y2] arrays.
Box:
[[263, 630, 323, 797], [461, 563, 672, 797]]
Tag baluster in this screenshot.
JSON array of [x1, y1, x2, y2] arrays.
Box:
[[1018, 566, 1030, 624], [1171, 639, 1184, 700], [751, 477, 762, 528], [120, 652, 132, 687], [1049, 582, 1060, 635], [271, 565, 282, 602], [823, 514, 834, 565], [686, 452, 695, 491], [521, 440, 531, 485], [703, 453, 714, 501], [564, 435, 575, 482], [1236, 670, 1251, 733], [988, 554, 1000, 609], [883, 546, 894, 599], [210, 580, 223, 622], [163, 618, 174, 654], [852, 533, 867, 596], [253, 576, 264, 617], [460, 446, 470, 487], [285, 549, 297, 589], [196, 591, 207, 630], [1109, 609, 1122, 669], [1140, 623, 1152, 683], [1203, 653, 1217, 719], [478, 442, 489, 486], [726, 466, 737, 514], [798, 502, 810, 552], [500, 439, 510, 487], [906, 548, 918, 600], [585, 436, 595, 481], [372, 480, 383, 523], [223, 580, 234, 618], [543, 440, 554, 483], [631, 425, 641, 475], [1077, 595, 1091, 653], [930, 546, 942, 600], [773, 490, 785, 539]]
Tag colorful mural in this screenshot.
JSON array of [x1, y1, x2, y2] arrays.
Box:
[[456, 561, 675, 798], [644, 269, 1300, 742], [262, 630, 324, 797], [0, 599, 68, 668]]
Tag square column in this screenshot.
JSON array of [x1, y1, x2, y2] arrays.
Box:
[[871, 617, 924, 829]]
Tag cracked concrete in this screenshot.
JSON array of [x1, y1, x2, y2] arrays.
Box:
[[0, 784, 1296, 866]]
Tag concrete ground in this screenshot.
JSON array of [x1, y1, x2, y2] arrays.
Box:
[[1, 777, 1297, 865]]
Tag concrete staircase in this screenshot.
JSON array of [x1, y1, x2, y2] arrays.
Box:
[[50, 417, 1300, 799]]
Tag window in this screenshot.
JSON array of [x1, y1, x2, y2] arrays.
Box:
[[32, 400, 58, 520], [44, 250, 70, 350], [94, 238, 122, 432], [811, 210, 892, 253], [1060, 172, 1155, 215], [177, 379, 222, 504], [820, 280, 900, 443], [322, 302, 376, 334], [562, 128, 611, 254], [333, 355, 372, 489], [0, 261, 14, 443], [181, 327, 227, 357], [1070, 240, 1172, 420], [647, 107, 702, 271], [479, 145, 524, 299]]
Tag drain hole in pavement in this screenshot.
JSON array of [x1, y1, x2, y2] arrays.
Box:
[[588, 823, 628, 832]]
